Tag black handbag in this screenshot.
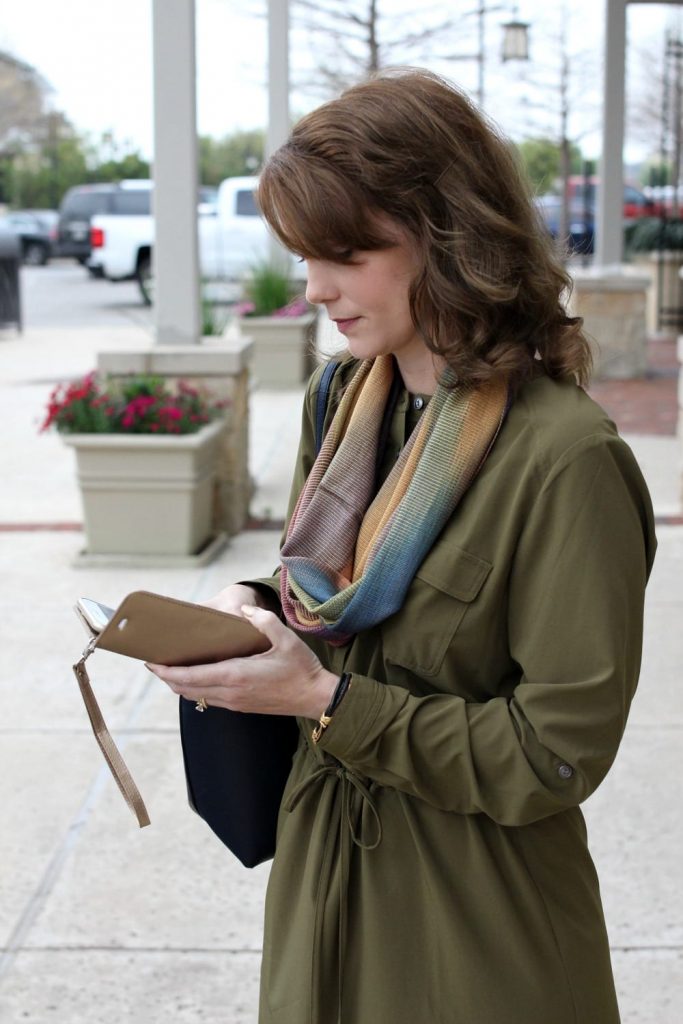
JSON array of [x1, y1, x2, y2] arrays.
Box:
[[179, 700, 299, 867], [178, 360, 342, 867]]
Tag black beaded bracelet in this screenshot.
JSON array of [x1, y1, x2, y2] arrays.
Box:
[[312, 672, 352, 743]]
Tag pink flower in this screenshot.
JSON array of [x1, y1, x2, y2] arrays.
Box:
[[41, 369, 224, 436], [273, 296, 310, 318]]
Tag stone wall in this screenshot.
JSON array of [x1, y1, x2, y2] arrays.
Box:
[[630, 253, 683, 339], [569, 268, 650, 380], [97, 337, 253, 536]]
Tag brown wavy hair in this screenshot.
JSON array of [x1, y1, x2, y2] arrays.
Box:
[[257, 68, 592, 388]]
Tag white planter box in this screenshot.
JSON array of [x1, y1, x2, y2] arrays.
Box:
[[242, 313, 316, 388], [63, 420, 225, 556]]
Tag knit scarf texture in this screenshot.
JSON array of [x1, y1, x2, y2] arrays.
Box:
[[280, 355, 509, 645]]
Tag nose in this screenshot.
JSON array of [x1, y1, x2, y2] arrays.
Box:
[[305, 260, 338, 306]]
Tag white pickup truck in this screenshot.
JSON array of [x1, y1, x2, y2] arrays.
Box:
[[89, 176, 272, 305]]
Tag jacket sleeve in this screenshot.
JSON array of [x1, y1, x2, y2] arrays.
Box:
[[317, 435, 657, 826]]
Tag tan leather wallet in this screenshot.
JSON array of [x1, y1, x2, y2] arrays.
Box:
[[73, 590, 270, 829]]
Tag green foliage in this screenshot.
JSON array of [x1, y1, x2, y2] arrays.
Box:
[[200, 288, 230, 336], [639, 160, 673, 189], [243, 262, 296, 316], [198, 129, 265, 186], [86, 152, 150, 184], [41, 373, 226, 435], [2, 127, 149, 210], [5, 134, 88, 208], [2, 118, 259, 209], [626, 216, 683, 253], [81, 131, 150, 181], [517, 137, 583, 194]]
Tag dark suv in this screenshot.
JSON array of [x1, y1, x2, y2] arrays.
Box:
[[56, 181, 152, 264]]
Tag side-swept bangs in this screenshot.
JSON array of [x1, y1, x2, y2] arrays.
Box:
[[257, 69, 592, 389], [257, 152, 392, 262]]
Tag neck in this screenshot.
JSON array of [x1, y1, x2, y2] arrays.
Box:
[[394, 350, 447, 395]]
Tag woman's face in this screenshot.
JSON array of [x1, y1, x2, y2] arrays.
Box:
[[303, 218, 425, 366]]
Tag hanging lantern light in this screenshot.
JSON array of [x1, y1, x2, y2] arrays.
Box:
[[502, 18, 529, 62]]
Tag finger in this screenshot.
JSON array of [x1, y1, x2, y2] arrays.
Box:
[[144, 662, 226, 691], [145, 662, 168, 676], [241, 605, 284, 648], [200, 596, 241, 615]]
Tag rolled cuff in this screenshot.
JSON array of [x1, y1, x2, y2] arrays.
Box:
[[316, 674, 391, 761]]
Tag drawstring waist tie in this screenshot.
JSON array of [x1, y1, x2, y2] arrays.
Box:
[[283, 760, 383, 1022]]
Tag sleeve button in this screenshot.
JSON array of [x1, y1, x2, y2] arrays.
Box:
[[558, 763, 574, 780]]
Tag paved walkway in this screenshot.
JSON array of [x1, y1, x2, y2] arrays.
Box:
[[588, 335, 679, 438], [0, 324, 681, 1023]]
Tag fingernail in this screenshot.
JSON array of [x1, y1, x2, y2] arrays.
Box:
[[241, 604, 255, 616]]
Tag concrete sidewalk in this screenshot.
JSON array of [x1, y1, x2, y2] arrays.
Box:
[[0, 325, 681, 1023]]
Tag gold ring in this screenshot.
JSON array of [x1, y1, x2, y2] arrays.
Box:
[[195, 697, 208, 712]]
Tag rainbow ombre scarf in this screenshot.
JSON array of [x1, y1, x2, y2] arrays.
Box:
[[280, 356, 509, 644]]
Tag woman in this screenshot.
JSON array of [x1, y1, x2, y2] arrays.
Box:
[[148, 69, 656, 1023]]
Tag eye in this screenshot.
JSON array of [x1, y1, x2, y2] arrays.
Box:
[[331, 249, 356, 264]]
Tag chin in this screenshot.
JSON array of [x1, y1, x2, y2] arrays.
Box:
[[346, 337, 390, 362]]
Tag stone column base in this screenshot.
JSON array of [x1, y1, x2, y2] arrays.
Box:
[[569, 266, 650, 380], [97, 336, 253, 537], [631, 252, 683, 338], [678, 334, 683, 507]]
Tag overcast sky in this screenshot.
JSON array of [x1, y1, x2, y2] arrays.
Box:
[[0, 0, 679, 163]]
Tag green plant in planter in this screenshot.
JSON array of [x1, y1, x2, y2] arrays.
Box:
[[201, 283, 231, 336], [626, 217, 683, 255], [40, 373, 227, 435], [239, 260, 310, 318]]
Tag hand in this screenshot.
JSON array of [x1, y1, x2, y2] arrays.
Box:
[[146, 605, 338, 720], [202, 582, 274, 617]]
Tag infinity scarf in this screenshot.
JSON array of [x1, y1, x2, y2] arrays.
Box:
[[280, 355, 510, 645]]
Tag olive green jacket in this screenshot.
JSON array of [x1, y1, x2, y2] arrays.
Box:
[[247, 360, 656, 1024]]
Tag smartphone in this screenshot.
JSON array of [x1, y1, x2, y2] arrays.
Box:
[[75, 597, 116, 636]]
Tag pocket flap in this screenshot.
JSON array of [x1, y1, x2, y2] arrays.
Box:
[[416, 545, 492, 602]]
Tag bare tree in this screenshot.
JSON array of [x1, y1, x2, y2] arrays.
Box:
[[291, 0, 459, 98], [629, 27, 683, 213], [628, 40, 667, 156], [628, 4, 683, 154], [0, 51, 54, 155], [504, 5, 599, 252]]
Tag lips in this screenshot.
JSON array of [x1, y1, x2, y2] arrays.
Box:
[[333, 317, 361, 333]]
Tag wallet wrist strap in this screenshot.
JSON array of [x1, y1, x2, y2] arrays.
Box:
[[72, 637, 151, 828]]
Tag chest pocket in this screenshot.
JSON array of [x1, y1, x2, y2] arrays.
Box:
[[381, 544, 492, 677]]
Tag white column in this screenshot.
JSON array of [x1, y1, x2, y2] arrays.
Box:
[[267, 0, 290, 267], [267, 0, 290, 159], [596, 0, 627, 267], [152, 0, 201, 345]]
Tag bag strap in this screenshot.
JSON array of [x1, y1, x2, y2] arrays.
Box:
[[70, 358, 340, 831], [73, 637, 150, 828], [315, 360, 341, 456]]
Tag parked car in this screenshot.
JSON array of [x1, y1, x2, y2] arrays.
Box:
[[90, 177, 279, 305], [55, 181, 152, 265], [564, 177, 658, 222], [533, 194, 594, 255], [642, 184, 683, 216], [535, 179, 660, 255], [0, 209, 58, 265]]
